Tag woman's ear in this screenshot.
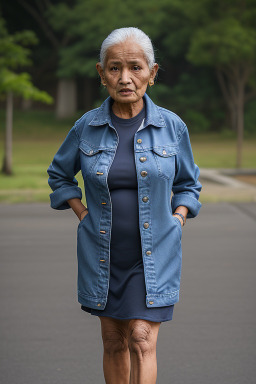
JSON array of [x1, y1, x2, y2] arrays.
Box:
[[150, 63, 159, 83], [96, 63, 106, 85]]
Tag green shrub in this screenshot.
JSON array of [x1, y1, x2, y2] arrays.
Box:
[[183, 110, 210, 133]]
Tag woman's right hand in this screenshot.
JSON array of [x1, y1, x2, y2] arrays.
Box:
[[80, 208, 89, 221], [67, 198, 89, 222]]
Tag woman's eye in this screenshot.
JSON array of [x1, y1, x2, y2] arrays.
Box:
[[110, 66, 119, 71], [133, 66, 141, 71]]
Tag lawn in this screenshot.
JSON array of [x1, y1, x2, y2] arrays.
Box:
[[0, 110, 255, 204]]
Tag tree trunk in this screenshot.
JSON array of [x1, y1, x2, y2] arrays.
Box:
[[56, 78, 77, 118], [21, 98, 33, 110], [216, 67, 246, 168], [83, 77, 94, 111], [230, 105, 237, 132], [236, 84, 244, 169], [2, 92, 13, 175]]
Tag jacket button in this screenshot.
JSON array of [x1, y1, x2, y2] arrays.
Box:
[[139, 156, 147, 162], [143, 222, 149, 229], [142, 196, 149, 202], [97, 303, 101, 307], [162, 149, 167, 155], [146, 250, 152, 256], [149, 301, 154, 305], [141, 170, 147, 177], [89, 150, 93, 155], [137, 139, 142, 143]]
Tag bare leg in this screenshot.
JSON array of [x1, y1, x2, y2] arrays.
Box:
[[99, 316, 130, 384], [128, 319, 161, 384]]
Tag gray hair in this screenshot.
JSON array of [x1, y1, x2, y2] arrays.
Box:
[[99, 27, 155, 69]]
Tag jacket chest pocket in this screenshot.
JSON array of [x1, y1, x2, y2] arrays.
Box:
[[79, 140, 104, 177], [152, 144, 179, 180]]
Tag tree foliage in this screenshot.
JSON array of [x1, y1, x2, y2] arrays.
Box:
[[2, 0, 256, 141], [185, 0, 256, 166], [0, 17, 52, 103], [0, 16, 53, 175]]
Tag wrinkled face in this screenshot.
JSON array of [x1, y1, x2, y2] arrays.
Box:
[[96, 39, 158, 105]]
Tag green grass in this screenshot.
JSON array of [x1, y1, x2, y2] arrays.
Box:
[[0, 141, 86, 204], [0, 110, 255, 204], [0, 110, 82, 140], [190, 133, 256, 168]]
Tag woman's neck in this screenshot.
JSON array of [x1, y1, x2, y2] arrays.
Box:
[[112, 98, 144, 119]]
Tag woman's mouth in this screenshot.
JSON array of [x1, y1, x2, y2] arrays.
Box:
[[119, 89, 134, 95]]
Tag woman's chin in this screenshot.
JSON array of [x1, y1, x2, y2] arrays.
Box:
[[114, 93, 140, 104]]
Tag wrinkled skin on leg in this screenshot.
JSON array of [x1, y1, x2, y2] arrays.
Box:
[[99, 317, 161, 384]]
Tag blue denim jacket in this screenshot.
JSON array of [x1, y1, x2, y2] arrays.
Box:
[[47, 93, 202, 310]]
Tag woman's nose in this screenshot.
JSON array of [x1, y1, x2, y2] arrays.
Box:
[[119, 69, 131, 84]]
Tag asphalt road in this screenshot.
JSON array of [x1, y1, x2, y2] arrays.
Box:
[[1, 202, 256, 384]]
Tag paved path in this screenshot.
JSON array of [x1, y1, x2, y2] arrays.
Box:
[[1, 203, 256, 384]]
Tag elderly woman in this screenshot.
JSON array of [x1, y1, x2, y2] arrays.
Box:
[[47, 27, 202, 384]]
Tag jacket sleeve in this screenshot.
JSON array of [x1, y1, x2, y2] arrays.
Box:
[[171, 124, 202, 218], [47, 124, 82, 210]]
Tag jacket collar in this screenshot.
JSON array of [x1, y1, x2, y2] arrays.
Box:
[[89, 92, 166, 129]]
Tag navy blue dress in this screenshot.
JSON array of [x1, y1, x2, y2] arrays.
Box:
[[81, 105, 174, 322]]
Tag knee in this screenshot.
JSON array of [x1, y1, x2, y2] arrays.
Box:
[[102, 329, 129, 356], [128, 321, 155, 357]]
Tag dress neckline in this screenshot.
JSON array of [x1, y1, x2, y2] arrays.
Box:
[[111, 104, 146, 127]]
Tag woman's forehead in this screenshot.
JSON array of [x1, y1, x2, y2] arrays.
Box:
[[105, 40, 148, 64]]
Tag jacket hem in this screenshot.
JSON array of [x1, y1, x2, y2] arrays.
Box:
[[78, 291, 180, 310], [78, 292, 108, 309], [146, 291, 180, 307]]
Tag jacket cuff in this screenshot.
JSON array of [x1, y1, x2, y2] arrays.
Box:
[[171, 193, 202, 218], [49, 186, 82, 210]]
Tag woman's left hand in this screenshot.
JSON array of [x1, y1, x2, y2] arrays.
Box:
[[173, 214, 184, 227]]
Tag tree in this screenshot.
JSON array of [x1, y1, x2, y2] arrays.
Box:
[[186, 0, 256, 168], [15, 0, 77, 117], [4, 0, 256, 145], [46, 0, 140, 110], [0, 18, 52, 175]]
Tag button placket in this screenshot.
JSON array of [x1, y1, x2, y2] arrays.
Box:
[[134, 141, 158, 296], [139, 185, 158, 294], [96, 148, 117, 304]]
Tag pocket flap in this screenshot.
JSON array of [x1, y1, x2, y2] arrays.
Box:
[[79, 140, 102, 156], [152, 144, 179, 157]]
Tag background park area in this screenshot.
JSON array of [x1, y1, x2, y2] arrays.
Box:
[[1, 0, 256, 204], [0, 110, 256, 204], [1, 2, 256, 384]]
